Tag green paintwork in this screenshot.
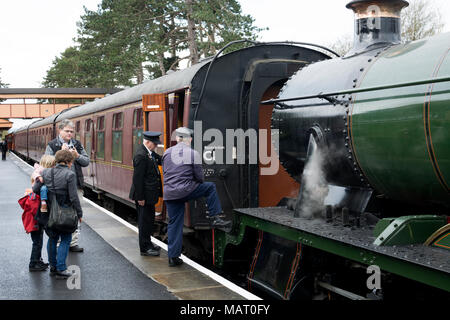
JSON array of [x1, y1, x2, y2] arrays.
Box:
[[433, 231, 450, 250], [373, 218, 395, 237], [351, 33, 450, 207], [373, 215, 447, 246], [215, 211, 450, 293]]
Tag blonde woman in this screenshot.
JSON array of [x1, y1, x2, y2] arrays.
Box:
[[28, 154, 55, 271]]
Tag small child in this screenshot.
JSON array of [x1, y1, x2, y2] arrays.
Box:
[[27, 154, 55, 272], [32, 155, 56, 213]]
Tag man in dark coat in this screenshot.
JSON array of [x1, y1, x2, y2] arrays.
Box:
[[129, 131, 163, 256], [0, 139, 7, 160]]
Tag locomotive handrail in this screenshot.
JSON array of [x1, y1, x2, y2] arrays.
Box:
[[193, 39, 258, 121], [261, 41, 340, 58], [193, 40, 340, 120], [264, 75, 450, 107]]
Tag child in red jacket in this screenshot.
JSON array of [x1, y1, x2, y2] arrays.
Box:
[[19, 155, 56, 271]]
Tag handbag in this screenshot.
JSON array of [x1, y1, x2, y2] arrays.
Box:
[[47, 168, 78, 233]]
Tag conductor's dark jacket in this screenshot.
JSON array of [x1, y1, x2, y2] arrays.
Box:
[[129, 144, 162, 205]]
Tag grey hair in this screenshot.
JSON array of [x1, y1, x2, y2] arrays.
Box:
[[176, 136, 191, 145], [58, 119, 74, 130]]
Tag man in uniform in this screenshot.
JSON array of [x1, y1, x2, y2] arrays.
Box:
[[129, 131, 163, 256], [46, 119, 89, 252], [162, 127, 231, 267]]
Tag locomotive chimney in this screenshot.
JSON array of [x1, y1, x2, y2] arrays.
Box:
[[346, 0, 409, 54]]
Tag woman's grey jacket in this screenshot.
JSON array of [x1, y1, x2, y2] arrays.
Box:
[[33, 164, 82, 218]]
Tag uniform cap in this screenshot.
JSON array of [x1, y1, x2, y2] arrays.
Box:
[[143, 131, 162, 144]]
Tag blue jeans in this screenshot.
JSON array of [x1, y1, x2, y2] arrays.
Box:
[[47, 232, 72, 271], [166, 182, 222, 258], [40, 185, 48, 200]]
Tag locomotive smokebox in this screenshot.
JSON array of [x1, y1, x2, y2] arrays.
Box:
[[346, 0, 409, 55]]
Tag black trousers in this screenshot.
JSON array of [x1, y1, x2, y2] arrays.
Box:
[[1, 151, 6, 160], [30, 227, 44, 266], [135, 201, 156, 252]]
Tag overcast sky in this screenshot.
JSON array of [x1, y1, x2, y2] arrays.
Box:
[[0, 0, 449, 88]]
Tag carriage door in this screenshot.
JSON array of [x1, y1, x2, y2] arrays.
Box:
[[83, 118, 97, 189], [143, 93, 169, 219]]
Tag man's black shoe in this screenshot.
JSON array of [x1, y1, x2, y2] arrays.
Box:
[[55, 270, 71, 279], [29, 263, 48, 272], [49, 266, 57, 277], [38, 259, 49, 268], [151, 244, 161, 251], [169, 257, 183, 267], [140, 248, 160, 256], [69, 245, 84, 252], [211, 216, 232, 228]]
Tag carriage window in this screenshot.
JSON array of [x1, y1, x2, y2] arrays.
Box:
[[75, 121, 81, 141], [132, 109, 143, 156], [147, 111, 164, 156], [113, 112, 123, 129], [112, 113, 123, 162], [96, 116, 105, 159], [96, 132, 105, 159], [133, 108, 143, 127], [97, 116, 105, 131], [84, 119, 92, 155]]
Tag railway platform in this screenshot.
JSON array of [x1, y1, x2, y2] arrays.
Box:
[[0, 152, 257, 300]]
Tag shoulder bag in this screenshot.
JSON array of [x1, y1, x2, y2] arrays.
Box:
[[47, 168, 78, 233]]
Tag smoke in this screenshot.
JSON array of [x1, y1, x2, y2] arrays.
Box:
[[296, 141, 329, 220]]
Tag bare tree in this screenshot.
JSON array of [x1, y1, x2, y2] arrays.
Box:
[[0, 78, 5, 88], [401, 0, 445, 42], [0, 68, 8, 103], [0, 68, 7, 88], [328, 34, 353, 57], [186, 0, 200, 66]]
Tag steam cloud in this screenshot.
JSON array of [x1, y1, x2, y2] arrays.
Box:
[[296, 146, 329, 220]]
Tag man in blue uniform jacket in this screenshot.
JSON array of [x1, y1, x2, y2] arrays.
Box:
[[129, 131, 163, 256], [162, 127, 231, 267]]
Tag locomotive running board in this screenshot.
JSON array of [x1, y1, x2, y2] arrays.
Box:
[[214, 207, 450, 292]]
